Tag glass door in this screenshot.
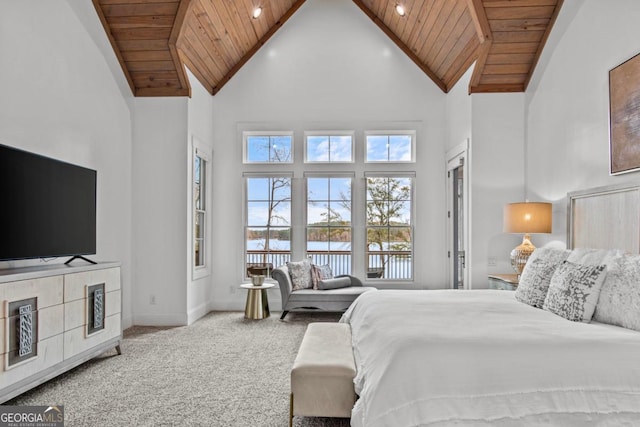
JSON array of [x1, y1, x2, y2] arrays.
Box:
[[446, 140, 469, 289], [452, 165, 465, 289]]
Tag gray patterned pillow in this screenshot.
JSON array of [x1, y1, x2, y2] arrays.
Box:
[[287, 259, 312, 291], [593, 254, 640, 331], [515, 247, 570, 308], [543, 261, 607, 322]]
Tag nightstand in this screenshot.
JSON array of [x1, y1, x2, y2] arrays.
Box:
[[488, 274, 519, 290]]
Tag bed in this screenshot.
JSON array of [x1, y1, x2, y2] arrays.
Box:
[[340, 182, 640, 426]]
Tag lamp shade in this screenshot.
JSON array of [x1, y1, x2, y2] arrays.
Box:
[[503, 202, 552, 234]]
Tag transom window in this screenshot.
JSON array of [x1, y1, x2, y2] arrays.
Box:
[[305, 132, 354, 162], [365, 132, 415, 162], [306, 175, 353, 275], [244, 132, 293, 163], [365, 176, 413, 280], [245, 175, 292, 277]]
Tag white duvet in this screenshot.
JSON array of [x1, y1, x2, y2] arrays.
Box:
[[340, 290, 640, 427]]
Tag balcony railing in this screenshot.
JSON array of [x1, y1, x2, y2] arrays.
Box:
[[246, 250, 412, 279]]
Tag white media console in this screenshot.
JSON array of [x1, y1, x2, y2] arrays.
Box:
[[0, 262, 121, 402]]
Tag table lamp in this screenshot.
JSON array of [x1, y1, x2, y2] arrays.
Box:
[[503, 202, 552, 276]]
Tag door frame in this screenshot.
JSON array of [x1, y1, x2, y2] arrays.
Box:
[[446, 139, 471, 289]]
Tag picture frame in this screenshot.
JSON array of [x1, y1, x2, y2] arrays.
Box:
[[609, 52, 640, 175]]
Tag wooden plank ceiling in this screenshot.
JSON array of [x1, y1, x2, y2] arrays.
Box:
[[93, 0, 563, 97]]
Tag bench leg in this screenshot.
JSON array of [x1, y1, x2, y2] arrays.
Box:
[[289, 393, 294, 427], [280, 311, 289, 320]]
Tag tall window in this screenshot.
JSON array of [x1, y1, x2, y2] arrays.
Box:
[[365, 132, 415, 162], [245, 175, 292, 277], [244, 132, 293, 163], [193, 140, 212, 280], [366, 176, 413, 280], [306, 176, 352, 275], [305, 132, 354, 162], [194, 154, 206, 267]]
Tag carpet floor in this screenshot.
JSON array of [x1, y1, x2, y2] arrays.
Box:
[[6, 311, 352, 427]]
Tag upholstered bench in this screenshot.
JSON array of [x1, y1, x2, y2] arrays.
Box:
[[290, 322, 356, 426]]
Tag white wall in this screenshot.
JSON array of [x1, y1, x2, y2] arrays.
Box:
[[0, 1, 134, 327], [187, 70, 215, 324], [210, 0, 448, 310], [470, 94, 526, 287], [446, 66, 473, 152], [445, 66, 526, 288], [132, 98, 189, 325], [526, 0, 640, 244]]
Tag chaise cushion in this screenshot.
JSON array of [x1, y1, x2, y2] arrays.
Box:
[[288, 286, 373, 303]]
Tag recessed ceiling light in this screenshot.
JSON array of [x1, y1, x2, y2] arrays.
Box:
[[252, 7, 263, 19], [395, 4, 406, 17]]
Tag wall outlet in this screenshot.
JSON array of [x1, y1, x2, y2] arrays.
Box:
[[149, 294, 157, 305], [487, 256, 497, 267]]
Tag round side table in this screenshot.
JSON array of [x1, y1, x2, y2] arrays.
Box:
[[240, 283, 275, 320]]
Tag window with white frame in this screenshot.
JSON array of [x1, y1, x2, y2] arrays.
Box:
[[241, 126, 417, 283], [194, 154, 206, 267], [244, 132, 293, 163], [365, 175, 413, 280], [365, 131, 415, 162], [193, 140, 212, 279], [306, 175, 353, 275], [245, 175, 292, 277], [305, 132, 354, 162]]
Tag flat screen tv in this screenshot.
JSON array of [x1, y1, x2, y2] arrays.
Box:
[[0, 144, 97, 262]]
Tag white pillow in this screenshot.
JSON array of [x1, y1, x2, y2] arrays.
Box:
[[566, 248, 623, 266], [542, 261, 607, 322], [287, 259, 312, 291], [515, 247, 570, 308], [594, 254, 640, 331]]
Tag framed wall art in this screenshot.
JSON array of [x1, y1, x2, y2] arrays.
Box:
[[609, 52, 640, 175]]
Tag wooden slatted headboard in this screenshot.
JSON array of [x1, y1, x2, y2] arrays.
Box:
[[567, 182, 640, 253]]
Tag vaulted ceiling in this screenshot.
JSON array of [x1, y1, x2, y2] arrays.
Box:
[[92, 0, 563, 97]]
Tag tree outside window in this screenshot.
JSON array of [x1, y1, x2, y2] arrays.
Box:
[[245, 176, 292, 276], [306, 177, 352, 275], [366, 177, 412, 279], [245, 133, 292, 163]]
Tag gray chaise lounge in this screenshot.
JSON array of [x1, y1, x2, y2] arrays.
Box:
[[272, 265, 376, 320]]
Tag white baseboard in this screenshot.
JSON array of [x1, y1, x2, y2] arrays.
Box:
[[187, 301, 210, 325], [121, 314, 134, 330], [133, 312, 188, 326], [209, 298, 283, 312]]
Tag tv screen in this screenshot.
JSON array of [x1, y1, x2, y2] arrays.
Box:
[[0, 144, 97, 261]]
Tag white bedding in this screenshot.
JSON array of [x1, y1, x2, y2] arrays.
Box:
[[340, 290, 640, 427]]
